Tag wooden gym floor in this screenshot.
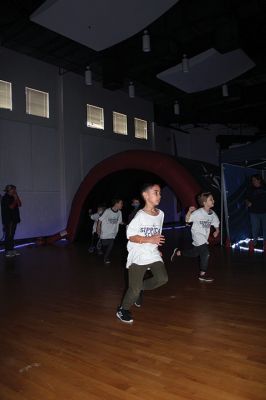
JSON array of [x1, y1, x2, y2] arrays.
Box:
[[0, 230, 265, 400]]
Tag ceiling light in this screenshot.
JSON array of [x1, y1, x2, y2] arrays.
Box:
[[174, 101, 180, 115], [182, 54, 189, 73], [129, 81, 135, 98], [142, 30, 151, 52], [222, 84, 229, 97], [85, 66, 92, 85]]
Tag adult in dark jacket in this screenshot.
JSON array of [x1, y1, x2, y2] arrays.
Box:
[[1, 184, 22, 257], [246, 174, 266, 250], [128, 198, 141, 224]]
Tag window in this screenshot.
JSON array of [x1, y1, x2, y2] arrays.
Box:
[[87, 104, 104, 130], [134, 118, 148, 139], [0, 80, 12, 110], [113, 111, 127, 135], [26, 87, 49, 118]]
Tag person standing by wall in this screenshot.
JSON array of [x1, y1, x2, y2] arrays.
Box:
[[246, 174, 266, 251], [1, 185, 22, 258]]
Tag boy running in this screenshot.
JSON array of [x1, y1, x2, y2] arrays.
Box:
[[97, 198, 123, 264], [171, 192, 219, 282], [116, 184, 168, 324]]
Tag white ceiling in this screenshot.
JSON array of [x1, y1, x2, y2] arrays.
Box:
[[157, 48, 255, 93], [31, 0, 178, 51]]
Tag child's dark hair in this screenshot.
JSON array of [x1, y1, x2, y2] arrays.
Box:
[[197, 192, 213, 207], [111, 198, 122, 206], [140, 183, 161, 196]]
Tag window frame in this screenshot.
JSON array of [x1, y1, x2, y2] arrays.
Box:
[[25, 86, 49, 118], [113, 111, 128, 135], [134, 117, 148, 140], [86, 104, 104, 130], [0, 79, 12, 111]]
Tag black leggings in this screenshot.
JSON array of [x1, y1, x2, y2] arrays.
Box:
[[101, 239, 114, 261], [183, 243, 210, 272], [4, 222, 17, 251]]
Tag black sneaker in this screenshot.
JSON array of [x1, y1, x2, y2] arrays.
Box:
[[116, 307, 133, 323], [171, 247, 180, 262], [198, 273, 214, 282], [104, 259, 111, 264], [134, 290, 143, 307]]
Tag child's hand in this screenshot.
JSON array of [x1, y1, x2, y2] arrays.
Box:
[[213, 230, 219, 238], [150, 234, 165, 246], [189, 206, 196, 213]]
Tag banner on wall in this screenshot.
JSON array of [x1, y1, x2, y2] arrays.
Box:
[[222, 163, 259, 244]]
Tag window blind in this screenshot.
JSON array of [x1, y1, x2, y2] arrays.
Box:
[[0, 80, 12, 110], [134, 118, 148, 139], [87, 104, 104, 130], [113, 111, 127, 135], [26, 87, 49, 118]]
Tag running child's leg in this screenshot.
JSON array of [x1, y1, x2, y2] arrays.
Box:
[[197, 244, 210, 272], [143, 261, 168, 290], [182, 246, 200, 258], [197, 244, 213, 282], [102, 239, 114, 262], [171, 246, 199, 262], [121, 264, 147, 310]]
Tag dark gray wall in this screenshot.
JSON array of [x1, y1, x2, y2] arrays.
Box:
[[0, 48, 165, 238]]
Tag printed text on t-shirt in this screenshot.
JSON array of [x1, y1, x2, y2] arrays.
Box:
[[140, 226, 160, 236], [199, 221, 212, 229], [108, 218, 119, 224]]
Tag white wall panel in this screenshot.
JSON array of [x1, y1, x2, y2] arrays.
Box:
[[15, 191, 62, 238], [0, 119, 32, 190], [31, 125, 59, 191]]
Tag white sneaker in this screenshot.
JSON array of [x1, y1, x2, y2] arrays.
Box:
[[5, 251, 15, 258]]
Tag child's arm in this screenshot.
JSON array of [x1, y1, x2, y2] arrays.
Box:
[[96, 220, 102, 236], [213, 228, 220, 238], [9, 192, 22, 209], [90, 213, 99, 221], [128, 234, 165, 246], [212, 213, 220, 238], [119, 213, 125, 225], [185, 206, 196, 223]]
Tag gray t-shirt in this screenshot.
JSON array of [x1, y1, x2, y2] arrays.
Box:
[[99, 208, 122, 239], [189, 208, 219, 246]]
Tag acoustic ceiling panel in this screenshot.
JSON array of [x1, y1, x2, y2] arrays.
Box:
[[157, 48, 255, 93], [31, 0, 178, 51]]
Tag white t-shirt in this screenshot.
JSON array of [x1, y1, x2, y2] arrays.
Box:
[[188, 208, 220, 246], [126, 209, 164, 268], [99, 208, 122, 239]]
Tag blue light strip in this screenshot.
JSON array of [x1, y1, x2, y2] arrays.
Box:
[[162, 225, 186, 231], [0, 242, 35, 253]]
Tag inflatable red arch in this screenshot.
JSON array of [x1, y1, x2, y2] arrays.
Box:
[[57, 150, 201, 242], [45, 150, 201, 243]]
